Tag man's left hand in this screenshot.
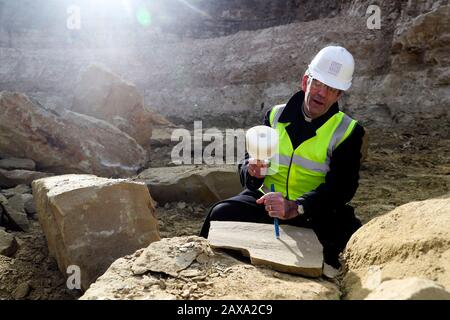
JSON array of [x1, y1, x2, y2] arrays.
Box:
[[256, 192, 298, 220]]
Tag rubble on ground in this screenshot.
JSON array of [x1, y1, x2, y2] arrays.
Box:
[[81, 236, 340, 300]]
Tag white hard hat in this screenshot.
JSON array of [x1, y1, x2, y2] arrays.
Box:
[[308, 46, 355, 91]]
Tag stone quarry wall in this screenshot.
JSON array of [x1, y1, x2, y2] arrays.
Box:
[[0, 0, 448, 128], [0, 0, 341, 46]]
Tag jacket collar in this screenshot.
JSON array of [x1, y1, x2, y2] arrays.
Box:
[[278, 90, 340, 129]]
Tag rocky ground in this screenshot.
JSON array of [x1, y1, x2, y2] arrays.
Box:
[[80, 236, 340, 300], [0, 117, 448, 300], [0, 219, 80, 299], [354, 118, 450, 224]]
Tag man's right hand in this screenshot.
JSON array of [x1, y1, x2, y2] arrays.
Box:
[[247, 158, 269, 179]]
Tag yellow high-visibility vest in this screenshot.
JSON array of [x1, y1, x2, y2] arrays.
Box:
[[260, 104, 357, 200]]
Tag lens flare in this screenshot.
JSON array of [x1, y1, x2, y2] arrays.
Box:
[[137, 7, 152, 26]]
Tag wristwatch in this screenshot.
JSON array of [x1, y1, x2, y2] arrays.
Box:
[[297, 204, 304, 215]]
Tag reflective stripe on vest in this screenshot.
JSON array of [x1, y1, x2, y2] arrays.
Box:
[[326, 112, 353, 166], [260, 104, 357, 199], [271, 153, 329, 173]]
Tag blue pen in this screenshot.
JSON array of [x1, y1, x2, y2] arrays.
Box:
[[270, 184, 280, 239]]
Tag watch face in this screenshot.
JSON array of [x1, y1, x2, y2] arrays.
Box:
[[297, 205, 304, 215]]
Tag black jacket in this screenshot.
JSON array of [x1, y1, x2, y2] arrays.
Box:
[[238, 90, 365, 221]]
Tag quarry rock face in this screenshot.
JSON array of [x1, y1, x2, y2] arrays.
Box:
[[0, 91, 147, 177], [0, 0, 341, 44], [1, 1, 448, 129], [359, 4, 450, 124], [32, 174, 160, 290]]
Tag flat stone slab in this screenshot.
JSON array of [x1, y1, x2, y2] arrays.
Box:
[[208, 221, 323, 277], [135, 165, 241, 205]]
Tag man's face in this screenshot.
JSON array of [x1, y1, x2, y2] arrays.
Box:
[[301, 75, 342, 119]]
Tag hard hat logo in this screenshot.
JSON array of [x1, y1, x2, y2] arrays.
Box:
[[328, 61, 343, 77], [308, 46, 355, 91]]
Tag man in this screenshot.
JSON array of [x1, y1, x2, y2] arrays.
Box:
[[200, 46, 365, 272]]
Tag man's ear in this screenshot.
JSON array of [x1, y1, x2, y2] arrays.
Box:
[[337, 90, 343, 99], [301, 75, 309, 91]]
